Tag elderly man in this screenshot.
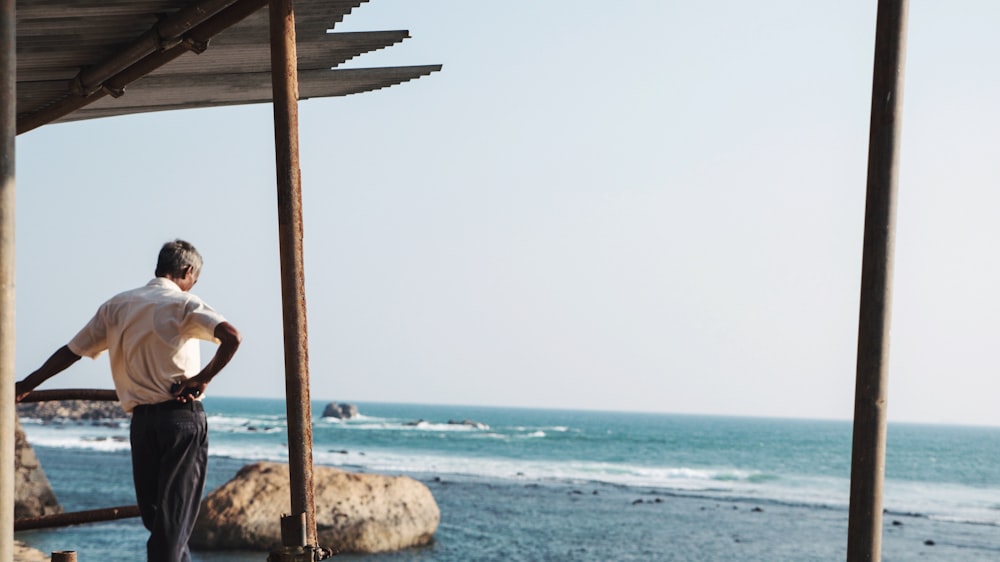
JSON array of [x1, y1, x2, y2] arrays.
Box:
[[16, 239, 241, 562]]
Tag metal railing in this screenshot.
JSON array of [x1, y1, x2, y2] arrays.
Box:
[[15, 389, 142, 538]]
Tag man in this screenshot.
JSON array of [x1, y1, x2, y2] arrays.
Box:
[[15, 240, 241, 562]]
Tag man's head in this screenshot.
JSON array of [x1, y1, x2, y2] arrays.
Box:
[[155, 239, 202, 291]]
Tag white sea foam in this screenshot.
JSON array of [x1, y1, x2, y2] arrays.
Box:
[[295, 447, 777, 496], [313, 420, 490, 433], [19, 413, 838, 507], [23, 425, 131, 453], [512, 425, 571, 432], [207, 414, 286, 434], [480, 432, 510, 440], [16, 412, 837, 508], [209, 442, 288, 463]]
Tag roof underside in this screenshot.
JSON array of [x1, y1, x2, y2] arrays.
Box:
[[15, 0, 441, 131]]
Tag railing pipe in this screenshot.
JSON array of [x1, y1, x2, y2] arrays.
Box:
[[269, 0, 318, 547], [847, 1, 910, 561], [17, 389, 119, 403], [14, 505, 141, 532]]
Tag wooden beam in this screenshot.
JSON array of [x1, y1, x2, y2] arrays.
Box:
[[847, 1, 910, 561], [1, 0, 16, 558]]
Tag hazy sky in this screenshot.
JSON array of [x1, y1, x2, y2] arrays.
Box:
[[13, 1, 1000, 425]]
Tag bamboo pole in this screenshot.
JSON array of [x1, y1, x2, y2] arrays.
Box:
[[1, 0, 16, 558], [269, 0, 318, 547], [847, 1, 910, 561]]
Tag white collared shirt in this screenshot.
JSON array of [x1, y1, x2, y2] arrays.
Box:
[[68, 277, 226, 412]]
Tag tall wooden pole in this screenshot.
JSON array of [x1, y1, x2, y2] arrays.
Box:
[[847, 1, 909, 560], [269, 0, 317, 547], [0, 0, 16, 559]]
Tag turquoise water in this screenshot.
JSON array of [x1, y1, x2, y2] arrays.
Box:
[[16, 398, 1000, 560]]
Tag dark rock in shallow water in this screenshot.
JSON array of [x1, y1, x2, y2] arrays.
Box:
[[321, 402, 359, 419], [448, 419, 489, 430], [17, 399, 126, 422]]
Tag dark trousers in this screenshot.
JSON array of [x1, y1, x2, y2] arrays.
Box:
[[130, 401, 208, 562]]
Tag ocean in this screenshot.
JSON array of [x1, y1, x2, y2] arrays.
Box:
[[15, 398, 1000, 561]]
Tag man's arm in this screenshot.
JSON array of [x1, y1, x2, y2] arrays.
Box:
[[174, 321, 241, 401], [15, 345, 82, 401]]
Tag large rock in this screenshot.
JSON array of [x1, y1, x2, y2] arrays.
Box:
[[17, 400, 126, 422], [321, 402, 359, 419], [191, 462, 439, 554], [448, 419, 489, 430], [14, 417, 61, 519], [14, 540, 48, 562]]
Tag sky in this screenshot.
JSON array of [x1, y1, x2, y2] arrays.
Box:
[[12, 1, 1000, 425]]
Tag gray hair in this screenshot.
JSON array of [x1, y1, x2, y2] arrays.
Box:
[[155, 239, 203, 278]]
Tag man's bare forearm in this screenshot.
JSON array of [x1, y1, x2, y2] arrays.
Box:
[[200, 322, 241, 381], [179, 322, 241, 397], [16, 345, 82, 401]]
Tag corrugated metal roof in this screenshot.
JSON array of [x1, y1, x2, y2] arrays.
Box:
[[14, 0, 441, 132]]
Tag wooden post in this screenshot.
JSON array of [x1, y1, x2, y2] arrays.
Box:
[[269, 0, 318, 547], [1, 0, 16, 559], [847, 1, 909, 561]]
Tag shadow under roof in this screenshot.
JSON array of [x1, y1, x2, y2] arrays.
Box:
[[15, 0, 441, 132]]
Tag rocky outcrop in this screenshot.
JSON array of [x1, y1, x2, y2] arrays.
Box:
[[191, 462, 439, 554], [17, 400, 126, 422], [321, 402, 359, 419], [14, 541, 49, 562], [14, 417, 61, 519], [448, 419, 489, 430]]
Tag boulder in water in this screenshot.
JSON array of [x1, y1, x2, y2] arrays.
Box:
[[447, 419, 489, 430], [321, 402, 359, 420], [14, 417, 61, 519], [14, 541, 48, 562], [191, 462, 439, 554]]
